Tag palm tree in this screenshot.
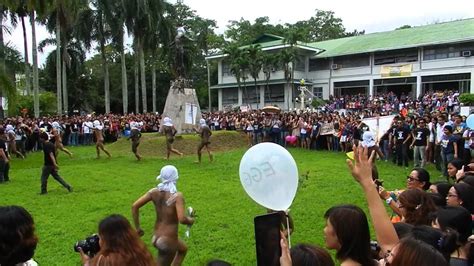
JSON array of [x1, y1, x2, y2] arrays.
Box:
[[43, 0, 87, 114], [262, 52, 278, 101], [246, 45, 263, 109], [282, 29, 301, 109], [123, 0, 168, 113], [76, 0, 112, 113], [224, 44, 244, 105]]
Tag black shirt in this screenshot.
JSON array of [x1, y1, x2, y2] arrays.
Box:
[[43, 142, 56, 166], [413, 128, 430, 146], [395, 127, 410, 144]]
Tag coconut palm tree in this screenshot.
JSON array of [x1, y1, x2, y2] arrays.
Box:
[[75, 0, 112, 113], [123, 0, 168, 113], [246, 45, 263, 108]]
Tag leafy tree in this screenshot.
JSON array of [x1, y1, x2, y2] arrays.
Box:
[[262, 52, 278, 99], [225, 16, 285, 45], [396, 25, 412, 30]]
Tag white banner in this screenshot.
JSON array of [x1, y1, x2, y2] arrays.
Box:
[[362, 115, 396, 141], [185, 103, 198, 125]]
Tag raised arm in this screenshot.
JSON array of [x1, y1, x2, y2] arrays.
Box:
[[347, 145, 399, 253], [132, 192, 152, 236]]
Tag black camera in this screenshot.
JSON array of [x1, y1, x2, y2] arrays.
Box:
[[74, 234, 100, 257]]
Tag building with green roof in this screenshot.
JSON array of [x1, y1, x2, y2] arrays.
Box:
[[207, 18, 474, 111]]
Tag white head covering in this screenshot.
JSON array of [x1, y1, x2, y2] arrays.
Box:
[[163, 117, 173, 127], [93, 120, 100, 127], [156, 165, 179, 194], [5, 124, 14, 133], [130, 121, 138, 130], [199, 118, 206, 126], [362, 131, 376, 148]]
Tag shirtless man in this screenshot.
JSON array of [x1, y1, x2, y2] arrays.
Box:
[[132, 165, 194, 266], [5, 125, 24, 159], [128, 122, 142, 160], [161, 117, 183, 160], [51, 127, 73, 158], [195, 118, 213, 163], [92, 120, 111, 159]]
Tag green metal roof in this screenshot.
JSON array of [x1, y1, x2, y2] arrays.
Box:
[[210, 79, 312, 89], [311, 18, 474, 58]]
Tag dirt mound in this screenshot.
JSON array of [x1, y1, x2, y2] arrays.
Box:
[[107, 130, 248, 157]]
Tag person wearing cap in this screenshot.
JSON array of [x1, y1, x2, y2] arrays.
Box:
[[92, 120, 111, 159], [194, 118, 213, 163], [128, 121, 142, 161], [161, 117, 183, 160], [132, 165, 194, 266]]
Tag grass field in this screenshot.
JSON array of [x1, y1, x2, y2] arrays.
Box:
[[1, 131, 442, 265]]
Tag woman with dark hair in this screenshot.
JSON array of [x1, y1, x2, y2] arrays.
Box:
[[446, 183, 474, 214], [397, 189, 437, 225], [324, 204, 376, 266], [0, 206, 38, 266], [347, 145, 448, 266], [290, 244, 334, 266], [433, 206, 472, 265], [78, 214, 154, 266], [379, 167, 431, 222], [447, 158, 464, 182]]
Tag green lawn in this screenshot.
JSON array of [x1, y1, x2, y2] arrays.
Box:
[[1, 132, 441, 265]]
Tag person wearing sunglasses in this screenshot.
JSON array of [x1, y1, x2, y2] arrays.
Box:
[[379, 168, 431, 223]]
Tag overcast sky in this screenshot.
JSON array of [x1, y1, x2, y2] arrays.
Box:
[[5, 0, 474, 66]]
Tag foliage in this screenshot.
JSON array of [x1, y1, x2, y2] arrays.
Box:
[[395, 25, 412, 30], [311, 98, 327, 108], [14, 91, 57, 116], [459, 93, 474, 106], [2, 132, 440, 265]]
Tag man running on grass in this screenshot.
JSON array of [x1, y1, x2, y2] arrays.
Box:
[[128, 121, 142, 160], [92, 120, 111, 159], [195, 118, 213, 163], [132, 165, 194, 266]]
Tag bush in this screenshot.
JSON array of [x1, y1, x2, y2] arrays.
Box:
[[311, 98, 327, 108], [459, 93, 474, 106], [15, 92, 57, 117]]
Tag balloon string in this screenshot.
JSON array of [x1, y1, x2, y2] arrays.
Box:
[[286, 215, 291, 248]]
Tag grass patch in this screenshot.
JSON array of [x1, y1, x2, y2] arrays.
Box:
[[1, 131, 442, 265]]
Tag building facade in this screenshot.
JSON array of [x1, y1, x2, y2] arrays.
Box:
[[207, 19, 474, 111]]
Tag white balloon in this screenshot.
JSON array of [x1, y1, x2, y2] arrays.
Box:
[[239, 143, 298, 211]]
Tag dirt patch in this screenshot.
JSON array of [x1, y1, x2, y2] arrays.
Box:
[[107, 130, 248, 157]]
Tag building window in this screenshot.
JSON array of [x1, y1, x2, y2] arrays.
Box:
[[294, 56, 306, 72], [264, 85, 284, 102], [309, 58, 330, 71], [313, 87, 323, 99], [222, 89, 238, 105], [374, 49, 418, 65], [243, 88, 260, 104], [333, 54, 369, 68], [222, 61, 232, 76], [423, 43, 474, 61]]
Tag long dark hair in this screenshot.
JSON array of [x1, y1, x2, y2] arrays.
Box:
[[93, 214, 154, 265], [324, 205, 375, 266], [390, 238, 448, 266], [398, 189, 437, 225], [0, 206, 38, 266]]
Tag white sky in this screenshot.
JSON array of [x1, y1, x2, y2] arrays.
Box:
[[5, 0, 474, 66]]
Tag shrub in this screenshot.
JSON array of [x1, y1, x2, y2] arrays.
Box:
[[459, 93, 474, 106]]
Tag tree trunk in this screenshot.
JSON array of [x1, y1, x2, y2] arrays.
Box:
[[100, 42, 110, 114], [0, 7, 5, 119], [134, 52, 139, 114], [31, 12, 40, 118], [62, 59, 67, 114], [21, 15, 31, 96], [139, 39, 147, 113], [254, 79, 258, 109], [120, 32, 128, 114], [152, 63, 156, 113], [56, 14, 62, 114]]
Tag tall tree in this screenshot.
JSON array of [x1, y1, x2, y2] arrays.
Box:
[[246, 45, 263, 108], [124, 0, 168, 113]]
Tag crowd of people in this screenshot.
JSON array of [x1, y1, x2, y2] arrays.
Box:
[[2, 89, 474, 265]]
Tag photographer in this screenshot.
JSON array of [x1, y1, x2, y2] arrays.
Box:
[[132, 165, 194, 266], [78, 214, 154, 266]]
